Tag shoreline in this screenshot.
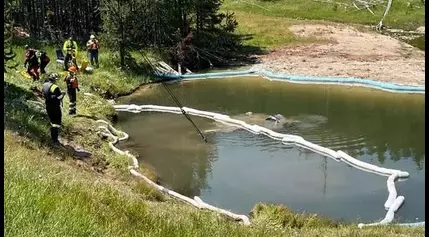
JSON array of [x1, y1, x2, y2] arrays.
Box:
[[113, 104, 422, 227], [5, 17, 426, 236], [146, 23, 425, 93], [252, 23, 425, 87], [154, 69, 425, 94]]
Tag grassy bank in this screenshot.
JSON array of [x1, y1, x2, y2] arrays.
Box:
[[222, 0, 425, 30], [4, 45, 425, 236], [220, 0, 424, 50], [4, 45, 156, 176], [4, 132, 425, 236], [226, 11, 330, 49]]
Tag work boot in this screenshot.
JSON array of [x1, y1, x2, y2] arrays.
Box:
[[51, 127, 60, 144]]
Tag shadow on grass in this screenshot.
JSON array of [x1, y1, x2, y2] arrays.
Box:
[[226, 33, 269, 66], [238, 33, 269, 55], [4, 81, 75, 160], [194, 32, 269, 69], [137, 32, 268, 75]]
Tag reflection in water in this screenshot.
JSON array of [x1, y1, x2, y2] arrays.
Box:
[[117, 113, 215, 197], [119, 77, 424, 168], [320, 157, 328, 199], [116, 77, 425, 222]]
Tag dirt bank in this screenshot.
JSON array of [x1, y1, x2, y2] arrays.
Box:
[[252, 23, 425, 86]]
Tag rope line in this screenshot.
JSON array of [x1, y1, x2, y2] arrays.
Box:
[[161, 83, 207, 142]]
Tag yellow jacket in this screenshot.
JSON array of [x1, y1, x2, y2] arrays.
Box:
[[63, 40, 78, 56]]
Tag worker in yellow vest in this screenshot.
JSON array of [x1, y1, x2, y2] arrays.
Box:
[[62, 35, 78, 71]]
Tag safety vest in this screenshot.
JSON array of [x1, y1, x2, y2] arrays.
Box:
[[43, 81, 61, 106], [64, 40, 78, 55], [66, 41, 76, 50], [65, 74, 79, 89], [87, 39, 99, 50]]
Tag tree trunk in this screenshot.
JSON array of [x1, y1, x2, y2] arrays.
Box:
[[119, 0, 124, 67]]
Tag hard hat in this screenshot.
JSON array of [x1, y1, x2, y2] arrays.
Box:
[[68, 66, 77, 72], [48, 73, 59, 81], [90, 35, 95, 39]]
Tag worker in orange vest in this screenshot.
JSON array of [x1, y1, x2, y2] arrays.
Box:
[[86, 34, 99, 68], [64, 65, 80, 116]]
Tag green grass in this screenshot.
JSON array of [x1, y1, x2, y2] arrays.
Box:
[[4, 131, 425, 236], [4, 46, 425, 236], [4, 46, 155, 175], [222, 0, 425, 31], [10, 44, 152, 98], [219, 0, 424, 50], [228, 11, 333, 49]]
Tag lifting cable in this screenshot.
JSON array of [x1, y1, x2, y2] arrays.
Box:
[[142, 50, 207, 143], [161, 82, 207, 142]]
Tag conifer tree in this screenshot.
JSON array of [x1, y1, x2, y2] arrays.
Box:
[[4, 1, 18, 73]]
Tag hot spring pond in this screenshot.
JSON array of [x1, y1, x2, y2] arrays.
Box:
[[116, 77, 425, 223]]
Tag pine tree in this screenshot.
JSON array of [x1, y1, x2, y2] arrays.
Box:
[[4, 1, 18, 73], [100, 0, 144, 67]]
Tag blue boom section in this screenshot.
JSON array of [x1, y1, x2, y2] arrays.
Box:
[[155, 69, 425, 94]]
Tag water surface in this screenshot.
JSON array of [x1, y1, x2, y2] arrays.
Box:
[[117, 77, 425, 223]]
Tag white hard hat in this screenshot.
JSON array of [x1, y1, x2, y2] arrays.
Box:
[[90, 35, 95, 39]]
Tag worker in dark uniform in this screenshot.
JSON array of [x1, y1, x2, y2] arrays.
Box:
[[64, 65, 80, 115], [42, 73, 66, 144], [39, 50, 50, 74]]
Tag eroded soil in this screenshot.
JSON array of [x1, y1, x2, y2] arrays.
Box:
[[252, 24, 425, 86]]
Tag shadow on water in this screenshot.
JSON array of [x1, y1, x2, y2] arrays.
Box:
[[116, 77, 425, 222]]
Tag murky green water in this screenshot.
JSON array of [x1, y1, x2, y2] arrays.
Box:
[[407, 36, 425, 51], [117, 77, 425, 223]]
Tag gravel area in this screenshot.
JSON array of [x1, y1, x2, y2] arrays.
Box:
[[252, 23, 425, 86]]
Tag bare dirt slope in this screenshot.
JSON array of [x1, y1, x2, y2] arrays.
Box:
[[252, 24, 425, 86]]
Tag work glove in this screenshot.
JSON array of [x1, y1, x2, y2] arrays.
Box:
[[58, 92, 66, 101], [77, 87, 80, 92], [23, 64, 27, 68]]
